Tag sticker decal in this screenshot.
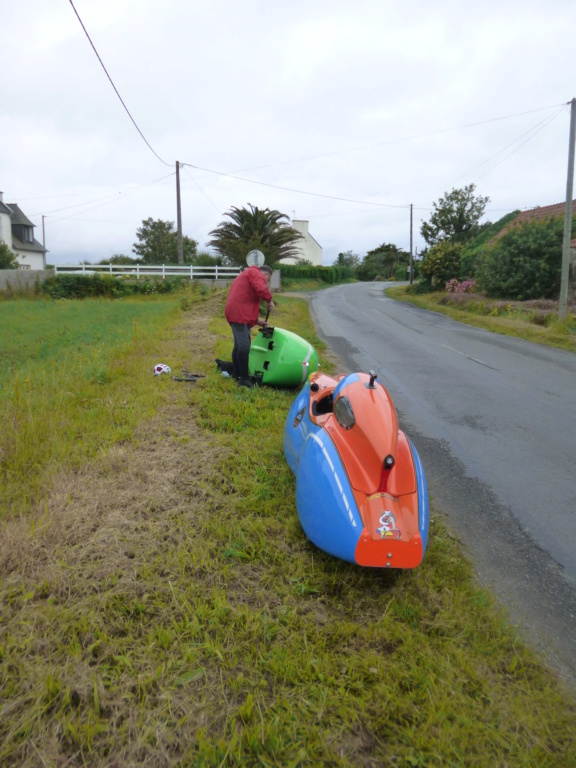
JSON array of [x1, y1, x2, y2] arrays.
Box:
[[368, 491, 400, 503], [377, 510, 402, 539]]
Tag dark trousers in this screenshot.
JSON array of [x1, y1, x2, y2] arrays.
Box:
[[230, 323, 252, 379]]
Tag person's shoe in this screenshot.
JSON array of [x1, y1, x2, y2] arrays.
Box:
[[237, 377, 256, 388]]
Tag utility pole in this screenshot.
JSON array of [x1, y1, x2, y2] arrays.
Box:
[[409, 204, 414, 285], [42, 215, 46, 249], [559, 98, 576, 321], [176, 161, 183, 265]]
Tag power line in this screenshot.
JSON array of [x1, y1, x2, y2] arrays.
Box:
[[182, 166, 222, 214], [30, 173, 174, 216], [447, 108, 565, 187], [178, 103, 566, 213], [68, 0, 171, 167], [472, 111, 565, 183], [220, 103, 567, 175], [180, 162, 410, 209]]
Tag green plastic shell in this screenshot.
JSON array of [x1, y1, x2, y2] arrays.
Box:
[[249, 326, 319, 387]]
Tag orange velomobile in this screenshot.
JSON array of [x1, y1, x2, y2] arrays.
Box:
[[283, 370, 429, 568]]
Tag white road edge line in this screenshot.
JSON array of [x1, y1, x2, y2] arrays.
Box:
[[441, 343, 492, 368]]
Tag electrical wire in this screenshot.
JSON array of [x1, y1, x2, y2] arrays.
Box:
[[218, 103, 567, 176], [472, 111, 565, 183], [180, 162, 410, 209], [447, 108, 565, 187], [30, 173, 174, 216], [182, 166, 222, 214], [177, 102, 566, 213], [68, 0, 172, 167]]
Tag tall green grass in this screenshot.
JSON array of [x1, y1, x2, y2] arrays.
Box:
[[0, 291, 205, 516], [0, 290, 575, 766]]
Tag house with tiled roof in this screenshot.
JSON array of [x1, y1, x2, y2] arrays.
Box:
[[497, 200, 576, 250], [0, 192, 47, 270]]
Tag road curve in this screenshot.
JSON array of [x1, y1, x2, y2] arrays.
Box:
[[308, 281, 576, 689]]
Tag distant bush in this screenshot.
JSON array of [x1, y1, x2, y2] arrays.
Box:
[[275, 264, 356, 283], [405, 279, 437, 294], [459, 211, 520, 278], [394, 266, 408, 281], [41, 274, 188, 299], [419, 241, 463, 287], [476, 218, 568, 300], [0, 242, 19, 270]]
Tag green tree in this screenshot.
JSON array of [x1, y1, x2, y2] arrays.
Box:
[[357, 243, 408, 281], [207, 204, 303, 266], [0, 242, 19, 269], [192, 250, 224, 267], [419, 241, 463, 287], [421, 184, 490, 247], [132, 219, 198, 264], [335, 250, 360, 269], [477, 218, 568, 300], [99, 254, 141, 265]]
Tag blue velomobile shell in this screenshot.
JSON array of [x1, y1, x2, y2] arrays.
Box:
[[283, 371, 429, 569]]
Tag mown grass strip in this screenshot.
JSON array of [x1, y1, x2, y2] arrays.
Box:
[[0, 288, 213, 516], [0, 289, 575, 766]]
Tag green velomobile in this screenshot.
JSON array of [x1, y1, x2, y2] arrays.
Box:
[[249, 325, 319, 387]]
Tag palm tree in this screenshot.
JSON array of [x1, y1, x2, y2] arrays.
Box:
[[207, 204, 303, 266]]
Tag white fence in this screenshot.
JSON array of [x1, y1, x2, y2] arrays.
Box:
[[53, 264, 242, 280]]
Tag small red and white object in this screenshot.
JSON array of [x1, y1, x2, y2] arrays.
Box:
[[153, 363, 171, 376]]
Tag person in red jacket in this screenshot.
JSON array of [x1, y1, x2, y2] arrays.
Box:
[[224, 264, 275, 387]]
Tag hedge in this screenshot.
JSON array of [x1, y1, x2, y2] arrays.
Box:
[[275, 264, 356, 283], [41, 274, 188, 299]]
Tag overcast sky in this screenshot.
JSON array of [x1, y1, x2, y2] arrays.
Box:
[[1, 0, 575, 266]]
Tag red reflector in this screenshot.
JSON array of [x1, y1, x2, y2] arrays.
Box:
[[377, 467, 389, 493]]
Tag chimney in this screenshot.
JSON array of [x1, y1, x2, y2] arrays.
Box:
[[0, 192, 3, 202]]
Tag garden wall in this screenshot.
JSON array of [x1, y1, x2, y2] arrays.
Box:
[[0, 269, 54, 292]]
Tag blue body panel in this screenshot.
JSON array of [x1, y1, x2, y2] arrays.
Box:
[[295, 428, 364, 562], [284, 385, 363, 562], [410, 440, 430, 551], [333, 372, 359, 399], [283, 383, 311, 474]]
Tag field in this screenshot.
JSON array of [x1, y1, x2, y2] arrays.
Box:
[[1, 288, 575, 767]]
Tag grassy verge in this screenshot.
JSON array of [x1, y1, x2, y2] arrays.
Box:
[[386, 286, 576, 352], [0, 284, 214, 516], [0, 290, 575, 766]]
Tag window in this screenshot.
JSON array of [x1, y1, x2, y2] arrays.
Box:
[[334, 396, 355, 430]]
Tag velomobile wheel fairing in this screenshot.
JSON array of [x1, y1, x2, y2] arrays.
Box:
[[250, 327, 318, 387]]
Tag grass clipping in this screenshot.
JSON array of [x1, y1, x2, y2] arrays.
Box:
[[1, 292, 575, 767]]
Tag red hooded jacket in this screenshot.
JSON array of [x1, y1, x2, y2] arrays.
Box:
[[225, 266, 273, 326]]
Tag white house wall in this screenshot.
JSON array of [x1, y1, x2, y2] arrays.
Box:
[[0, 198, 46, 270], [0, 212, 13, 250], [11, 249, 45, 270], [281, 220, 323, 266]]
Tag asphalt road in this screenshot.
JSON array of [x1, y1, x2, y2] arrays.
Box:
[[308, 281, 576, 689]]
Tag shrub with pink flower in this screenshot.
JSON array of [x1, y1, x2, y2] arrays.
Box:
[[445, 279, 477, 294]]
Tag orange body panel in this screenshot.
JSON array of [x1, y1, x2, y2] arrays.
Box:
[[307, 371, 425, 568]]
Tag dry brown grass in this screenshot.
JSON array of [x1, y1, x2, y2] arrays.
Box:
[[1, 298, 226, 588], [437, 292, 576, 315]]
